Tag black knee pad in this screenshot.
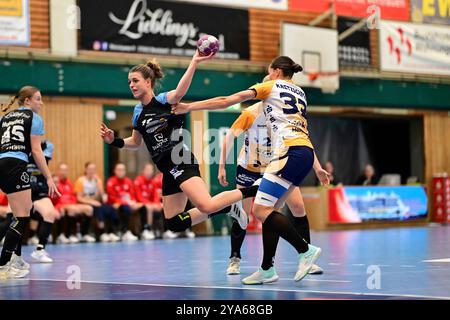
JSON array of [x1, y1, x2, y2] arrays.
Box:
[[164, 212, 192, 232]]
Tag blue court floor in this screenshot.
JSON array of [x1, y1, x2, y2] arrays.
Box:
[[1, 225, 450, 300]]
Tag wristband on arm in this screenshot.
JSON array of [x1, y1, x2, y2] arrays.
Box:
[[110, 138, 125, 148]]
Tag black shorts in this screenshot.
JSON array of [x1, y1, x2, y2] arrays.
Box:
[[156, 152, 201, 196], [31, 181, 49, 202], [0, 158, 31, 194]]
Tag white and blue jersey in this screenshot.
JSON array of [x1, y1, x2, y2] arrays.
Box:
[[0, 107, 44, 163]]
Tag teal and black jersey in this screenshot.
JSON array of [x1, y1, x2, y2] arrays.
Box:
[[0, 107, 44, 163], [132, 92, 186, 169]]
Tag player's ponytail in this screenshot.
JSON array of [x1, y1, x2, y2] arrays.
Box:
[[1, 86, 39, 114], [146, 59, 164, 81], [270, 56, 303, 78], [1, 94, 18, 113]]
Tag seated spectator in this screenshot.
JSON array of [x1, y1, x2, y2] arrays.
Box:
[[355, 164, 379, 186], [75, 162, 120, 242], [55, 163, 95, 243], [324, 161, 343, 187], [151, 172, 178, 239], [106, 163, 142, 241], [134, 163, 161, 240]]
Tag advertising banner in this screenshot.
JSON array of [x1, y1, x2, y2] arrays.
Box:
[[290, 0, 410, 21], [0, 0, 30, 45], [329, 186, 428, 223], [380, 20, 450, 75], [411, 0, 450, 25], [170, 0, 288, 10], [80, 0, 249, 59]]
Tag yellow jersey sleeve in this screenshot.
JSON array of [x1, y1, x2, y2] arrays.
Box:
[[249, 80, 276, 100], [74, 178, 83, 194], [230, 110, 255, 137]]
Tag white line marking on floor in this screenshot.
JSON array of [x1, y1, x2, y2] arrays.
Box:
[[400, 265, 416, 268], [279, 278, 351, 283], [328, 263, 341, 266], [422, 258, 450, 263], [21, 278, 450, 300], [351, 264, 366, 267]]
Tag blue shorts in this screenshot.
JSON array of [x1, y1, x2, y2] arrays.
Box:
[[235, 165, 263, 187], [268, 146, 314, 186]]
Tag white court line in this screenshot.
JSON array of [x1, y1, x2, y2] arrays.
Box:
[[18, 278, 450, 300], [328, 263, 341, 266], [278, 278, 351, 283], [351, 264, 366, 267], [422, 258, 450, 263], [400, 265, 416, 268]]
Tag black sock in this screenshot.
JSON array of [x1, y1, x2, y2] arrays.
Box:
[[81, 216, 92, 235], [239, 185, 259, 199], [15, 240, 22, 256], [208, 206, 232, 218], [0, 217, 29, 266], [37, 221, 53, 250], [264, 212, 308, 254], [292, 216, 310, 244], [261, 217, 280, 270], [230, 219, 246, 259]]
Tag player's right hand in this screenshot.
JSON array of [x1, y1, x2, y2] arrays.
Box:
[[218, 166, 228, 187], [47, 178, 61, 198], [100, 123, 115, 144]]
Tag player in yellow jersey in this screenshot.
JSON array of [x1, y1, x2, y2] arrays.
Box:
[[173, 56, 329, 284], [219, 100, 327, 276]]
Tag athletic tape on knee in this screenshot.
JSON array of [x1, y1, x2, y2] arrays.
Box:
[[254, 175, 290, 207]]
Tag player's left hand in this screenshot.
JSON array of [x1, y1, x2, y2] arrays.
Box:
[[315, 168, 331, 187], [171, 103, 190, 115]]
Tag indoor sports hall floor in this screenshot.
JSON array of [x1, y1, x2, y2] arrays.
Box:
[[1, 225, 449, 300]]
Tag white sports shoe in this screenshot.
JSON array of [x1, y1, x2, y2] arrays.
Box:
[[295, 244, 322, 282], [226, 257, 241, 275], [141, 230, 155, 240], [56, 234, 70, 244], [69, 235, 79, 244], [108, 233, 121, 242], [163, 230, 178, 239], [227, 201, 248, 230], [27, 236, 39, 245], [10, 253, 30, 270], [0, 262, 29, 279], [242, 267, 279, 285], [82, 234, 96, 243], [184, 230, 196, 238], [31, 249, 53, 263], [309, 264, 324, 275], [99, 233, 111, 242], [122, 231, 138, 242]]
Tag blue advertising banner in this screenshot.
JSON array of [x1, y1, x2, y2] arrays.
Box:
[[329, 186, 428, 223]]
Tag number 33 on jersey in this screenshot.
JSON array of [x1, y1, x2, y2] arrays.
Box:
[[249, 79, 314, 158]]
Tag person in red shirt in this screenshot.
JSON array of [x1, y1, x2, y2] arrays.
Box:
[[55, 163, 94, 244], [134, 163, 161, 240], [106, 163, 142, 241]]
